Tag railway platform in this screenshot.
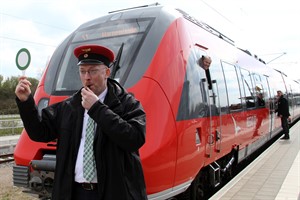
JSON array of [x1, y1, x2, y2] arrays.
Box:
[[0, 135, 20, 154], [210, 121, 300, 200], [0, 135, 20, 145]]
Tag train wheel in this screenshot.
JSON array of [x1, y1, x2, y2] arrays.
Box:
[[176, 173, 204, 200], [189, 173, 203, 200]]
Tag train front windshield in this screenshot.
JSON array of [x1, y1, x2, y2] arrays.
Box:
[[48, 18, 153, 94]]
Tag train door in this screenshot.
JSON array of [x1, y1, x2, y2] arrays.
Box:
[[222, 62, 249, 161], [269, 70, 286, 133], [269, 88, 278, 136], [262, 75, 272, 137], [195, 46, 222, 157], [209, 58, 233, 156], [252, 73, 270, 138]]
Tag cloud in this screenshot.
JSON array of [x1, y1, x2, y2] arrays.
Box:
[[0, 16, 57, 78], [1, 0, 299, 81]]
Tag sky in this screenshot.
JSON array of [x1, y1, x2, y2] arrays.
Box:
[[1, 0, 300, 81]]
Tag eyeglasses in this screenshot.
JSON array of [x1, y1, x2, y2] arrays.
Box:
[[79, 69, 101, 76]]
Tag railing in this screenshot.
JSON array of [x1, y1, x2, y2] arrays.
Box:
[[0, 119, 23, 128], [0, 118, 23, 135], [0, 117, 20, 163], [0, 114, 20, 119]]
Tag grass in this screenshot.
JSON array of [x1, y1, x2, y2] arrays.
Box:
[[0, 127, 23, 137], [0, 118, 23, 137]]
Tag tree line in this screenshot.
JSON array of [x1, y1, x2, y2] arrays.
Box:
[[0, 75, 39, 115]]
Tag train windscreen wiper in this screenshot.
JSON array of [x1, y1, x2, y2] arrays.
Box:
[[110, 43, 124, 79]]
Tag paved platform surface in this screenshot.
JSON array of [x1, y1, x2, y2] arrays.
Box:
[[210, 121, 300, 200]]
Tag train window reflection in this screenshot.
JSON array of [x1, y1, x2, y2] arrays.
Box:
[[240, 68, 255, 109], [222, 62, 242, 111], [54, 19, 153, 92], [208, 56, 228, 114], [177, 48, 209, 120]]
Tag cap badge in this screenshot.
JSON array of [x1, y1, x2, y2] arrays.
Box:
[[81, 48, 91, 53]]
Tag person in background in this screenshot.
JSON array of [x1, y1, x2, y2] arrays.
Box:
[[199, 55, 212, 70], [253, 93, 266, 138], [15, 44, 148, 199], [275, 90, 291, 140], [198, 55, 212, 89], [256, 93, 265, 107]]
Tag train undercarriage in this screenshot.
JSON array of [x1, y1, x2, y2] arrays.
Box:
[[13, 149, 237, 200], [175, 150, 237, 200]]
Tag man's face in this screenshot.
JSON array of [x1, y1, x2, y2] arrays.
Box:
[[202, 58, 211, 70], [277, 91, 282, 97], [79, 64, 110, 96]]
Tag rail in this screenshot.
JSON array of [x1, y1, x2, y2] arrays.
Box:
[[0, 153, 14, 164]]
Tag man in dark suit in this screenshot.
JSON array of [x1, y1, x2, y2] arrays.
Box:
[[15, 44, 148, 199], [275, 90, 291, 140]]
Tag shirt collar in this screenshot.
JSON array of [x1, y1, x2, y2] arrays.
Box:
[[99, 87, 107, 103]]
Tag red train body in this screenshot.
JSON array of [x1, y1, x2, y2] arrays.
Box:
[[13, 4, 300, 199]]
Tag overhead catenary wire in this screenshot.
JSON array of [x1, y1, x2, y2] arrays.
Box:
[[0, 35, 57, 47], [0, 12, 72, 32], [0, 12, 71, 48]]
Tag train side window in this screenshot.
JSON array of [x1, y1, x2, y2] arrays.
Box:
[[208, 57, 229, 114], [176, 49, 208, 120], [254, 84, 265, 107], [222, 62, 242, 111], [252, 73, 266, 108], [261, 76, 271, 108], [240, 68, 255, 109]]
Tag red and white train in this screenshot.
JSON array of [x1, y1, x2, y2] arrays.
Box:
[[13, 4, 300, 199]]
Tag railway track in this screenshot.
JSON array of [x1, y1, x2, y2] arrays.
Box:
[[0, 153, 14, 164]]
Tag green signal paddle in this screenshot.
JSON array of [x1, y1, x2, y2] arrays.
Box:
[[16, 48, 31, 76]]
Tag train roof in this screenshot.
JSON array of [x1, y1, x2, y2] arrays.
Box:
[[74, 4, 292, 82], [76, 4, 236, 45], [77, 4, 178, 30]]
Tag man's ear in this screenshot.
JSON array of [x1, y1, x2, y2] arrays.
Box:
[[105, 67, 111, 78]]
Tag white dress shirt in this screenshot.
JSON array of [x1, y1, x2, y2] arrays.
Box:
[[74, 88, 107, 183]]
